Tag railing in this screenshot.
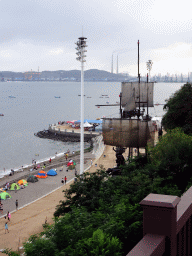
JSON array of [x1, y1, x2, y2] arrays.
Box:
[[127, 186, 192, 256]]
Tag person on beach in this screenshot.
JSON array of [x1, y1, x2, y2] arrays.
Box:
[[14, 185, 17, 193], [49, 158, 51, 163], [15, 200, 18, 211], [64, 176, 67, 185], [65, 154, 68, 161], [7, 211, 11, 221], [75, 170, 77, 176], [5, 222, 9, 234], [61, 178, 64, 185], [43, 163, 46, 169]]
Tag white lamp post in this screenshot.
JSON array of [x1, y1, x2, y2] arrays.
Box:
[[146, 60, 153, 82], [75, 36, 87, 175]]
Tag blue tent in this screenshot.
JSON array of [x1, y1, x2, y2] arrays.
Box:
[[47, 169, 57, 176], [75, 119, 102, 124]]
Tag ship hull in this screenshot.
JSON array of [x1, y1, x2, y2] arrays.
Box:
[[102, 118, 155, 148]]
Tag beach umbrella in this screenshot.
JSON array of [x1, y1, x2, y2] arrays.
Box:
[[27, 175, 38, 183], [10, 183, 20, 191], [47, 169, 57, 176], [18, 179, 28, 186], [0, 192, 12, 200], [67, 160, 76, 167]]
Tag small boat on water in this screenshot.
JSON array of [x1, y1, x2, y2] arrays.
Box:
[[78, 95, 86, 96], [0, 113, 4, 116], [102, 95, 108, 96], [54, 96, 61, 98], [106, 101, 109, 104], [9, 96, 16, 98], [87, 97, 92, 98], [99, 97, 103, 98]]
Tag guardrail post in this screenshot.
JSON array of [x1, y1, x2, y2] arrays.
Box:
[[140, 193, 181, 256]]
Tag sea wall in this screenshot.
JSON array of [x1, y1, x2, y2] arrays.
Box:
[[35, 126, 100, 143]]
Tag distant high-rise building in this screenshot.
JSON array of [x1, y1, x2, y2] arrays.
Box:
[[189, 72, 192, 82]]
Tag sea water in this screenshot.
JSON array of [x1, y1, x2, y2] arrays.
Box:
[[0, 81, 184, 177]]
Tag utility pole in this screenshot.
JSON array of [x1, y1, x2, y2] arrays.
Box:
[[116, 55, 118, 74], [75, 36, 87, 175], [111, 54, 113, 73]]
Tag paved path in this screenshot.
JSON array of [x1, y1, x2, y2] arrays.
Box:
[[0, 131, 159, 254]]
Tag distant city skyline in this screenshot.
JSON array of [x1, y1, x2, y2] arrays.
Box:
[[0, 0, 192, 76]]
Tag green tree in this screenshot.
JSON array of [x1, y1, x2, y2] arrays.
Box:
[[75, 229, 122, 256], [150, 128, 192, 191], [162, 83, 192, 134]]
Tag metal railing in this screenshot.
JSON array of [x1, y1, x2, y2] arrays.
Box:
[[127, 186, 192, 256]]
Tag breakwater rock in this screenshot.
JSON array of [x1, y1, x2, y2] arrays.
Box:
[[34, 129, 97, 143]]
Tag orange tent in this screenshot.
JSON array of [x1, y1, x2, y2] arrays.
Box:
[[36, 170, 48, 179], [18, 179, 28, 186]]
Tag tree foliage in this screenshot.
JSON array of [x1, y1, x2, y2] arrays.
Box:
[[150, 128, 192, 191], [5, 127, 192, 256], [162, 83, 192, 134]]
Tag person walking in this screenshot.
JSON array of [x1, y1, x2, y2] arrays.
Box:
[[14, 184, 17, 193], [0, 203, 3, 214], [5, 222, 9, 234], [49, 158, 51, 164], [15, 200, 18, 211], [7, 211, 11, 221], [65, 154, 68, 161], [61, 178, 64, 185], [64, 176, 67, 185]]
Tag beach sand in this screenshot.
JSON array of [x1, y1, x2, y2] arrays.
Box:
[[0, 131, 159, 254], [0, 145, 119, 254]]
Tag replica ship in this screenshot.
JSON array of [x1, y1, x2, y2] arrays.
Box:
[[97, 41, 156, 176]]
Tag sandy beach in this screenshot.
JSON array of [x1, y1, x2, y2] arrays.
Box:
[[0, 131, 159, 254], [0, 144, 122, 254]]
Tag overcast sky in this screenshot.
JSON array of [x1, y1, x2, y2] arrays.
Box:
[[0, 0, 192, 76]]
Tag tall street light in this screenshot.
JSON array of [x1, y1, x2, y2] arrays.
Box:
[[75, 36, 87, 175], [146, 60, 153, 82]]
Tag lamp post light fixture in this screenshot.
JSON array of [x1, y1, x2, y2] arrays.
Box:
[[75, 36, 87, 175], [146, 60, 153, 82]]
